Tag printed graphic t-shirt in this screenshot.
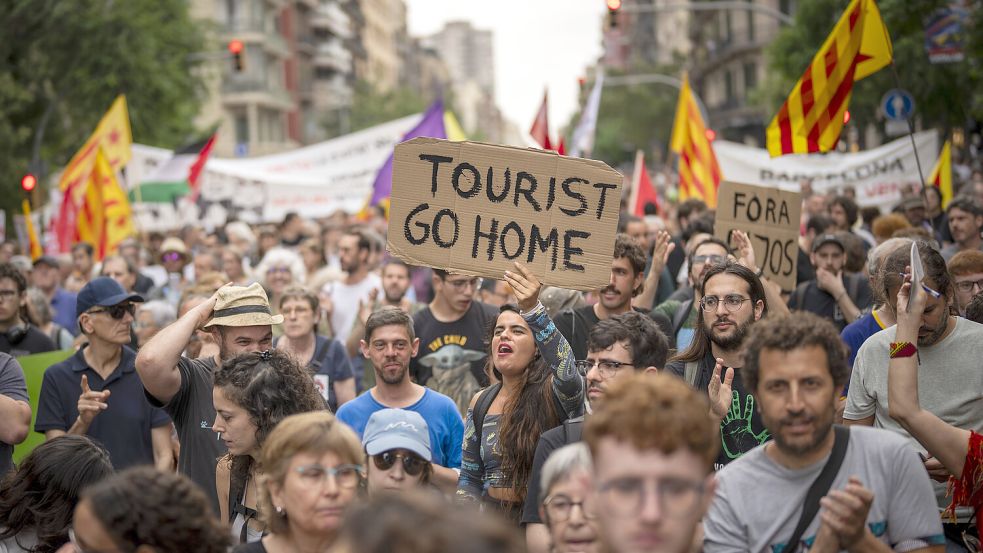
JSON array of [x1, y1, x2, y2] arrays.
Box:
[[410, 301, 498, 415]]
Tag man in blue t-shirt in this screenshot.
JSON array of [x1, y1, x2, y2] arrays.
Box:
[[336, 307, 463, 493]]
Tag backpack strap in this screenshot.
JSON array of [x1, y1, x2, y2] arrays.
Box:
[[847, 273, 861, 304], [672, 299, 694, 340], [792, 282, 808, 310], [472, 383, 502, 447]]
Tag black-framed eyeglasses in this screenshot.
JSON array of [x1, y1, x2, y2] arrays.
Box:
[[543, 493, 596, 522], [700, 295, 751, 313], [693, 254, 725, 265], [574, 359, 634, 378], [88, 303, 136, 320], [444, 277, 481, 291], [595, 476, 705, 518], [955, 279, 983, 294], [372, 451, 428, 476]]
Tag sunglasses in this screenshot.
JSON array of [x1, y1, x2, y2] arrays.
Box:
[[162, 252, 184, 262], [372, 451, 427, 476], [88, 303, 137, 320]]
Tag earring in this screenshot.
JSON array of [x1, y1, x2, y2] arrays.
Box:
[[275, 505, 284, 515]]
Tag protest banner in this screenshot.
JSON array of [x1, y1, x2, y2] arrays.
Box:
[[715, 181, 802, 292], [13, 349, 75, 463], [715, 131, 937, 209], [387, 138, 623, 291]]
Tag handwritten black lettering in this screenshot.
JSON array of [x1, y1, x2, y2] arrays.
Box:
[[486, 167, 511, 203], [514, 172, 542, 211], [404, 203, 431, 245], [593, 182, 618, 220], [472, 215, 499, 260], [432, 209, 459, 248], [560, 178, 588, 217], [419, 155, 453, 197], [452, 163, 481, 198], [563, 230, 590, 271], [500, 222, 526, 260], [528, 225, 559, 270]]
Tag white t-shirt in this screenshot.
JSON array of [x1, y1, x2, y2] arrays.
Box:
[[323, 273, 382, 344], [845, 316, 983, 515]]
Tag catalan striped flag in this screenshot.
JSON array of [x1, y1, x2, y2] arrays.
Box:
[[929, 139, 952, 208], [669, 73, 721, 208], [766, 0, 893, 157], [77, 147, 135, 260]]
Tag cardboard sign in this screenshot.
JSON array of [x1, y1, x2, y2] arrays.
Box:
[[387, 138, 623, 291], [715, 181, 802, 292]]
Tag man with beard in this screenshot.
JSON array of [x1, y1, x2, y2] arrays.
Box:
[[789, 234, 872, 332], [323, 228, 382, 344], [704, 312, 943, 552], [136, 282, 279, 513], [846, 241, 983, 541], [555, 234, 667, 360], [336, 307, 463, 492], [652, 237, 730, 351], [940, 197, 983, 262], [667, 261, 769, 469]]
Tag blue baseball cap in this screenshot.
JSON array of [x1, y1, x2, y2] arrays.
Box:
[[76, 277, 144, 320], [362, 409, 432, 462]]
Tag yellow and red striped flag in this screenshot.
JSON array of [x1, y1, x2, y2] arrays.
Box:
[[21, 200, 43, 260], [929, 139, 952, 208], [766, 0, 892, 157], [77, 148, 135, 260], [670, 73, 721, 208]]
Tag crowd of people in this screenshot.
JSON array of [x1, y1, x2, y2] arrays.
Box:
[[1, 169, 983, 552]]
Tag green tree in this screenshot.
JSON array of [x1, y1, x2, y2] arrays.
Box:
[[568, 63, 683, 170], [759, 0, 982, 146], [0, 0, 207, 235], [336, 79, 428, 136]]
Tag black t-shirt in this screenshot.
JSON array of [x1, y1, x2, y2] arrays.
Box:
[[667, 352, 770, 470], [145, 356, 227, 514], [796, 247, 816, 287], [0, 324, 56, 357], [521, 417, 584, 525], [554, 305, 674, 361], [410, 301, 498, 414], [788, 273, 873, 332]]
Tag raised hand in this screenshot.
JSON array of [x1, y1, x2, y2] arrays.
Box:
[[708, 358, 734, 420], [358, 288, 379, 324], [77, 374, 110, 427], [651, 230, 675, 272], [504, 262, 542, 313], [732, 230, 757, 271]]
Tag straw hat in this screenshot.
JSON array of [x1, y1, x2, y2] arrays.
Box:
[[203, 283, 284, 328], [160, 237, 190, 261]]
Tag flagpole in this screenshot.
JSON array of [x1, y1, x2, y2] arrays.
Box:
[[888, 62, 928, 192]]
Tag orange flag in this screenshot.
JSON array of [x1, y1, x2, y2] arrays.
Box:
[[766, 0, 892, 156], [669, 74, 721, 208], [57, 95, 132, 192], [77, 148, 134, 260]]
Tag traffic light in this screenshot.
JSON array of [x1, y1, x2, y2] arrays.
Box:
[[228, 40, 245, 72], [705, 129, 717, 142], [607, 0, 621, 29], [21, 174, 37, 193]]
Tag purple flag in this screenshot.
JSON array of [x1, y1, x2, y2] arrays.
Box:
[[369, 100, 446, 207]]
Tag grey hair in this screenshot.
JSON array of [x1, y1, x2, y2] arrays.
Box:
[[225, 221, 257, 246], [538, 442, 593, 508], [255, 247, 306, 286], [138, 300, 177, 329], [866, 237, 914, 276], [25, 287, 52, 325]]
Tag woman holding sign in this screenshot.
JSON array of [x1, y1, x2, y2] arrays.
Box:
[[457, 262, 584, 523]]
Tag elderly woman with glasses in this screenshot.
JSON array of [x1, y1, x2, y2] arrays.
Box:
[[539, 443, 599, 553], [254, 248, 306, 335], [457, 262, 584, 523], [234, 411, 364, 553]]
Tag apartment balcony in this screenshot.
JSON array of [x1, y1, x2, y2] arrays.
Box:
[[312, 77, 352, 110], [221, 78, 295, 111], [314, 41, 352, 72], [310, 2, 352, 39], [223, 18, 290, 58]]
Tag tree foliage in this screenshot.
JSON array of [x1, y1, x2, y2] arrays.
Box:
[[759, 0, 983, 146], [0, 0, 207, 230], [342, 79, 428, 135]]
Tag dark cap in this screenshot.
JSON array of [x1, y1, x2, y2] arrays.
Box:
[[76, 277, 144, 320], [899, 196, 925, 211], [33, 255, 60, 269], [812, 234, 845, 253]]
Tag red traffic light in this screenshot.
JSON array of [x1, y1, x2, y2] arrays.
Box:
[[843, 110, 851, 124], [21, 174, 37, 192], [228, 39, 244, 54], [607, 0, 622, 10], [705, 129, 717, 142]]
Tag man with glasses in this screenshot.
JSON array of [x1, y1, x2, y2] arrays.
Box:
[[524, 311, 668, 552], [667, 261, 769, 470], [0, 262, 56, 356], [789, 234, 872, 331], [704, 312, 943, 553], [36, 277, 173, 470], [947, 250, 983, 317], [652, 237, 730, 351], [584, 372, 719, 553], [337, 308, 463, 493], [410, 268, 497, 414]]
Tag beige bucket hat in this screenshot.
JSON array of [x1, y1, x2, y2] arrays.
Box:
[[203, 283, 284, 328]]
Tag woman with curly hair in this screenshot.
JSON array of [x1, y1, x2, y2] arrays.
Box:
[[457, 262, 584, 522], [0, 436, 113, 553], [68, 467, 230, 553], [212, 349, 326, 545], [235, 411, 364, 553]]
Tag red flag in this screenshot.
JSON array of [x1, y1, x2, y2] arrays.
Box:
[[556, 137, 566, 156], [188, 133, 217, 203], [529, 91, 552, 150], [630, 150, 659, 217]]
